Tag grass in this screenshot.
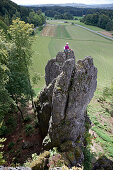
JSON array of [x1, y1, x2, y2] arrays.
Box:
[[73, 20, 105, 31], [92, 127, 113, 143], [30, 35, 52, 94], [55, 25, 71, 39]]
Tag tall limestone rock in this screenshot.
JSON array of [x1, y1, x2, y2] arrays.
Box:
[[36, 50, 97, 167]]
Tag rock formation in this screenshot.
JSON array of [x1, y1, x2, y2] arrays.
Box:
[[36, 50, 97, 167]]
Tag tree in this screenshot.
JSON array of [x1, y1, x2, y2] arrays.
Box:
[[106, 20, 113, 31], [12, 10, 21, 20], [0, 31, 13, 135], [92, 13, 99, 25], [6, 18, 34, 120], [0, 19, 8, 33], [27, 10, 45, 27], [84, 14, 93, 25], [98, 14, 109, 29], [63, 12, 73, 20], [4, 14, 10, 26]]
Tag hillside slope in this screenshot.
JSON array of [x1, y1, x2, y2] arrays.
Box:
[[0, 0, 29, 23]]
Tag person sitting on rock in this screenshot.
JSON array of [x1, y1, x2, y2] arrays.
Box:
[[64, 42, 70, 52]]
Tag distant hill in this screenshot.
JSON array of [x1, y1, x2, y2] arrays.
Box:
[[24, 3, 113, 9]]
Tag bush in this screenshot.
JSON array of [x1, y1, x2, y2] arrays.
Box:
[[5, 116, 17, 135], [25, 124, 34, 136], [8, 142, 15, 150], [34, 120, 39, 128], [0, 138, 6, 165], [0, 125, 8, 136], [24, 151, 50, 168], [38, 26, 43, 31], [24, 115, 32, 123]]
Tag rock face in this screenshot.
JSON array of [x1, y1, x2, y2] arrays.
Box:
[[36, 50, 97, 167]]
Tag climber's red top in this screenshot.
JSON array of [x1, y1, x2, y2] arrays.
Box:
[[65, 45, 69, 49]]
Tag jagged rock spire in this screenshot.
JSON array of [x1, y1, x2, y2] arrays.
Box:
[[36, 50, 97, 167]]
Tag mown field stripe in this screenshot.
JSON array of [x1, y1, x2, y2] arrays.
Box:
[[55, 25, 71, 39]]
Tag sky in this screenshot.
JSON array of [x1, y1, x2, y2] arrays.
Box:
[[11, 0, 113, 5]]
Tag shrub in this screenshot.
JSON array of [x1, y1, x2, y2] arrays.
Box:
[[24, 151, 50, 168], [0, 125, 8, 136], [34, 120, 39, 128], [24, 115, 32, 123], [8, 142, 15, 150], [38, 26, 43, 31], [0, 138, 6, 165], [47, 148, 64, 168], [74, 18, 78, 20], [25, 124, 34, 136]]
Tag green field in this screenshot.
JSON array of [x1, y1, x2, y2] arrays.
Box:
[[30, 22, 113, 93], [30, 35, 52, 93]]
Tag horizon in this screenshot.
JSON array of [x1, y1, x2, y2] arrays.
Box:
[[11, 0, 113, 5]]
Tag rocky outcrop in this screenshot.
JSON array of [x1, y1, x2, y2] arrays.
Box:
[[36, 50, 97, 167]]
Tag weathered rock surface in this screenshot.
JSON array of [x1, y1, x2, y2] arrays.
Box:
[[36, 50, 97, 167], [45, 50, 75, 86]]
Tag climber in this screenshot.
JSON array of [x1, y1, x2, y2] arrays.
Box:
[[64, 42, 71, 52]]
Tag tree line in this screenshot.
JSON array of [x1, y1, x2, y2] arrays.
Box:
[[81, 13, 113, 31], [30, 6, 113, 21]]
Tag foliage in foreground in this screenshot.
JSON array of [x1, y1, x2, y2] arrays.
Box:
[[0, 138, 6, 165], [24, 148, 83, 169], [0, 18, 34, 137]]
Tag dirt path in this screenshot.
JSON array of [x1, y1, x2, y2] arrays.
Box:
[[99, 31, 113, 38]]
